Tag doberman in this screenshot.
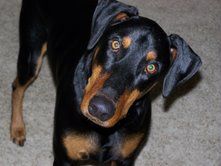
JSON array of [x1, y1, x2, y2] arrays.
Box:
[[10, 0, 202, 165]]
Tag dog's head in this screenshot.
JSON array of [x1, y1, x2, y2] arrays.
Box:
[[80, 0, 202, 127]]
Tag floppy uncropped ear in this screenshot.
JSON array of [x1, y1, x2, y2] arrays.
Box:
[[162, 34, 202, 97], [87, 0, 138, 50]]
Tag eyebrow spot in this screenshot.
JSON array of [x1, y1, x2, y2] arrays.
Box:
[[146, 51, 157, 61], [170, 48, 177, 60], [122, 37, 132, 49], [115, 13, 129, 22]]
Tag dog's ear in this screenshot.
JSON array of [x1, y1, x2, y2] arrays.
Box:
[[87, 0, 138, 50], [162, 34, 202, 97]]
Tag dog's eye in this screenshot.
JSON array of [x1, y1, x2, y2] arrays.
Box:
[[111, 40, 121, 51], [145, 64, 158, 74]]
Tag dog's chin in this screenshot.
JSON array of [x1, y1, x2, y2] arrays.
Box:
[[82, 111, 119, 128]]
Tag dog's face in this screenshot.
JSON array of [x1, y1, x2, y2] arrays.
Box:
[[81, 18, 170, 127], [80, 0, 201, 128]]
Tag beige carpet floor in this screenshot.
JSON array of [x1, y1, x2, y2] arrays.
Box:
[[0, 0, 220, 165]]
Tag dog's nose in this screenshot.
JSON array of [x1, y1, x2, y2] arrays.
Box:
[[88, 96, 115, 121]]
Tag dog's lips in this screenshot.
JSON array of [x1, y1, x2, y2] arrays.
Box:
[[81, 89, 142, 127], [82, 110, 117, 128]]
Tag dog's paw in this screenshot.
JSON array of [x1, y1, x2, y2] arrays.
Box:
[[10, 125, 26, 146]]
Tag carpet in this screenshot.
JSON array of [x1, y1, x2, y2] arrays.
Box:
[[0, 0, 220, 165]]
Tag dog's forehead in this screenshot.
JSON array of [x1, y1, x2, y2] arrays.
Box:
[[110, 18, 163, 33], [108, 23, 149, 39], [107, 20, 168, 50]]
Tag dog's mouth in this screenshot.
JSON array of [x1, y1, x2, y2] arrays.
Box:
[[81, 87, 141, 128]]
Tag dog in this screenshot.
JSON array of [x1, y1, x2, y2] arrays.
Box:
[[10, 0, 202, 165]]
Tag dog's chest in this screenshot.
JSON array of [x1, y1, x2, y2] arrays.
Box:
[[62, 131, 144, 162]]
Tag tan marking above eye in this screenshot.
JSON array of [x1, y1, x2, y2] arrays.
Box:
[[115, 13, 129, 22], [146, 51, 157, 61], [122, 37, 132, 49]]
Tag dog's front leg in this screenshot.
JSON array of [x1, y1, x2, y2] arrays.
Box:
[[11, 0, 47, 146]]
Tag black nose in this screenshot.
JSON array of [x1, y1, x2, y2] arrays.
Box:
[[88, 96, 115, 121]]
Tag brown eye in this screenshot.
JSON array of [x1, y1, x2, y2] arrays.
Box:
[[111, 40, 121, 51], [145, 64, 158, 74]]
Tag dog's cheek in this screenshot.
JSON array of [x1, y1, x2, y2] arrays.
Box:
[[81, 65, 111, 113], [139, 82, 158, 97], [120, 89, 141, 117], [104, 89, 141, 127]]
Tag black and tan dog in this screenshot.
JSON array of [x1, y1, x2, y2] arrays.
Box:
[[11, 0, 202, 165]]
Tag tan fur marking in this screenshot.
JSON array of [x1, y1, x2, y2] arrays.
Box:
[[121, 133, 144, 158], [170, 48, 177, 60], [115, 13, 129, 22], [103, 89, 141, 127], [111, 161, 117, 166], [11, 78, 26, 145], [119, 89, 141, 117], [92, 47, 100, 62], [81, 65, 111, 117], [146, 51, 157, 61], [82, 89, 141, 128], [10, 43, 47, 145], [63, 133, 99, 160], [122, 37, 132, 49], [35, 43, 47, 75]]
